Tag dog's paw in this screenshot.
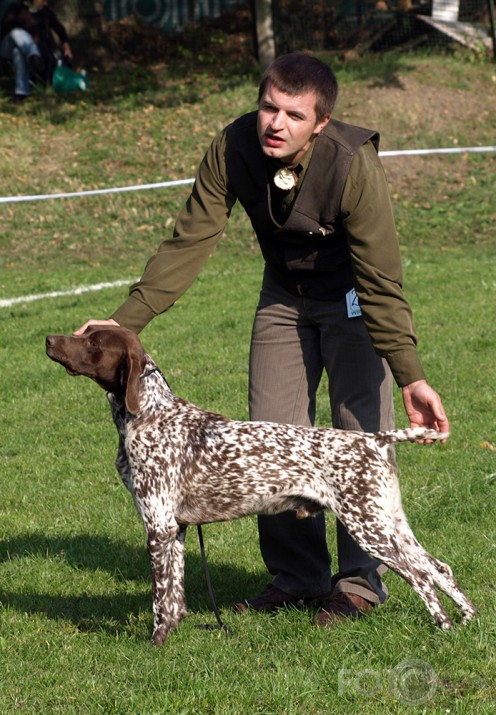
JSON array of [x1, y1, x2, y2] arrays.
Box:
[[151, 624, 170, 646], [436, 615, 454, 630]]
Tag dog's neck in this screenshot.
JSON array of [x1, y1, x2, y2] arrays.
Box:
[[140, 366, 163, 381], [108, 357, 174, 428], [139, 357, 173, 395]]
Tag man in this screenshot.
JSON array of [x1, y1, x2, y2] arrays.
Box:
[[0, 0, 72, 102], [76, 53, 449, 625]]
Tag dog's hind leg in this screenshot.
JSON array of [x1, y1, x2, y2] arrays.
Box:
[[336, 511, 458, 628], [331, 466, 476, 628], [374, 544, 453, 627], [425, 555, 477, 624], [392, 517, 477, 623], [388, 557, 454, 629]]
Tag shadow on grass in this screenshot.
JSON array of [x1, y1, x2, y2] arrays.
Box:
[[0, 55, 260, 121], [333, 51, 416, 90], [0, 50, 421, 123], [0, 531, 264, 638]]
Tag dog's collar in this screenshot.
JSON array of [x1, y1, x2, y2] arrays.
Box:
[[140, 366, 163, 381]]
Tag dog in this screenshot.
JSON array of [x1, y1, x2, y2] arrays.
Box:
[[46, 326, 476, 645]]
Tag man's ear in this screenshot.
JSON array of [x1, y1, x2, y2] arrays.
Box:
[[314, 114, 331, 136], [125, 350, 142, 415]]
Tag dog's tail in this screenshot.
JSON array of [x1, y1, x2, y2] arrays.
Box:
[[375, 427, 449, 446]]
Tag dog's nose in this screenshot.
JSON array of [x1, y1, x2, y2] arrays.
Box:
[[46, 336, 59, 354]]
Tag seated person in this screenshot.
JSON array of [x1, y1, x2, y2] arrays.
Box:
[[0, 0, 72, 102]]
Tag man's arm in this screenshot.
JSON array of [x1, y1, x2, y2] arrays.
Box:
[[46, 9, 72, 58], [75, 126, 236, 335], [343, 142, 424, 386], [342, 142, 449, 435]]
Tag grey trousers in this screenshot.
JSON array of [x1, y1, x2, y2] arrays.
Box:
[[248, 268, 395, 604]]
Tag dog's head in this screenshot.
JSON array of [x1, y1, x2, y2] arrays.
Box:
[[46, 326, 146, 414]]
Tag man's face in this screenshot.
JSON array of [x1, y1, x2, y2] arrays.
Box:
[[257, 82, 330, 165]]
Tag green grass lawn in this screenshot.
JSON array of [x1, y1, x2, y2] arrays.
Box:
[[0, 50, 495, 713]]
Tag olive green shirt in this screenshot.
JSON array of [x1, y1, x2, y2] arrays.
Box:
[[112, 123, 426, 387]]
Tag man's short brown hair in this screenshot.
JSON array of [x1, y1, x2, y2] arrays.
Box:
[[258, 52, 338, 121]]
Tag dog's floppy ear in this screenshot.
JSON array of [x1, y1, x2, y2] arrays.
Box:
[[125, 349, 143, 415]]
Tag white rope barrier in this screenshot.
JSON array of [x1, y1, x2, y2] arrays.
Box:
[[0, 178, 195, 204], [0, 146, 495, 205], [1, 143, 494, 309], [379, 145, 496, 157]]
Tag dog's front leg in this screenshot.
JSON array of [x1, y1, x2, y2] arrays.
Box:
[[146, 518, 187, 646], [115, 434, 133, 493]]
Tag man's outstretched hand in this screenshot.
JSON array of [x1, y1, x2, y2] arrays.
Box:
[[402, 379, 450, 442]]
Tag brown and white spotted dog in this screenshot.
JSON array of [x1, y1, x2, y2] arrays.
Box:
[[46, 326, 476, 645]]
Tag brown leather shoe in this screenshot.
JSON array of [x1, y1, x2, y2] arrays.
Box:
[[234, 584, 332, 613], [314, 592, 375, 626]]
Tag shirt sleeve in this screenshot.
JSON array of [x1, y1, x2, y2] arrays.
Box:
[[47, 9, 70, 45], [342, 142, 426, 387], [111, 126, 236, 333]]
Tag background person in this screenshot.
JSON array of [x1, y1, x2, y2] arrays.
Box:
[[75, 52, 449, 626], [29, 0, 72, 69], [0, 0, 71, 102]]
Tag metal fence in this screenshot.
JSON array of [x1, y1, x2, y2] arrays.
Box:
[[102, 0, 494, 55], [272, 0, 493, 53]]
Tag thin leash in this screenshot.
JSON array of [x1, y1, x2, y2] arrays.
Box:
[[195, 524, 230, 632]]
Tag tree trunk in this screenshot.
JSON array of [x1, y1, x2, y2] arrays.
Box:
[[253, 0, 275, 69]]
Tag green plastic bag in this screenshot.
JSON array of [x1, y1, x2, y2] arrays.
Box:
[[52, 62, 89, 93]]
